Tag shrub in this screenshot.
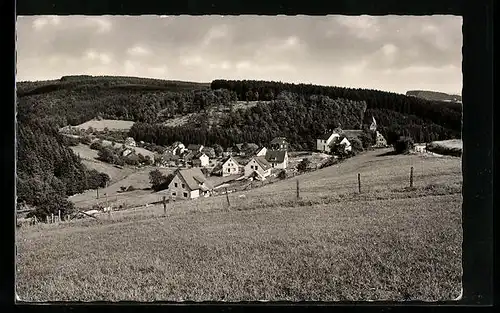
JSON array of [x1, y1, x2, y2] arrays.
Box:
[[394, 136, 415, 154], [79, 135, 92, 145], [349, 137, 364, 153], [278, 170, 287, 179], [297, 158, 311, 173], [89, 141, 102, 150]]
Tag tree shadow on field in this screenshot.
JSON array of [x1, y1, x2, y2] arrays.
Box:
[[376, 150, 399, 157]]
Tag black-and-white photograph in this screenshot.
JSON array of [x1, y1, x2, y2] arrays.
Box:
[[15, 14, 463, 302]]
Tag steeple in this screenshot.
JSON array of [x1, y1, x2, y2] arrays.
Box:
[[369, 116, 377, 131]]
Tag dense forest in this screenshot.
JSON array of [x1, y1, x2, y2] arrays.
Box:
[[129, 93, 367, 150], [16, 103, 110, 218]]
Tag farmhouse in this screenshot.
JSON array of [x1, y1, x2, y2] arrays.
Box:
[[125, 137, 137, 147], [187, 144, 204, 153], [330, 136, 352, 152], [122, 148, 133, 157], [213, 156, 241, 176], [166, 168, 213, 200], [316, 130, 341, 153], [373, 131, 388, 148], [270, 137, 289, 151], [191, 152, 210, 167], [265, 150, 289, 169], [255, 147, 267, 156], [244, 156, 272, 179]]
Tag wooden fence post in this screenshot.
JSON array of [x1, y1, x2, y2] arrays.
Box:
[[96, 187, 99, 199], [296, 180, 300, 200], [58, 210, 61, 223], [163, 196, 167, 216], [225, 187, 230, 207], [410, 166, 414, 188], [358, 173, 361, 193]]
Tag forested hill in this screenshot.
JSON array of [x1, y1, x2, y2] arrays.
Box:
[[406, 90, 462, 103], [17, 75, 461, 150]]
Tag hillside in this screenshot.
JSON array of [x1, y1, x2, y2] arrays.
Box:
[[406, 90, 462, 103], [16, 149, 462, 301]]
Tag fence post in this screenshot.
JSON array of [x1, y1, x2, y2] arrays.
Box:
[[96, 187, 99, 199], [358, 173, 361, 193], [296, 180, 300, 200], [225, 187, 230, 207], [58, 210, 61, 223], [163, 196, 167, 217], [410, 166, 414, 188], [51, 213, 54, 224]]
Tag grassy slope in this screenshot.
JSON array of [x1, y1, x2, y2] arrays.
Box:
[[16, 149, 462, 302]]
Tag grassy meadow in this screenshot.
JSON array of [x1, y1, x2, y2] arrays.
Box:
[[16, 149, 463, 302]]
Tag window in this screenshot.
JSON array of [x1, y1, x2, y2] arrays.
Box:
[[174, 183, 178, 188], [250, 165, 254, 170], [227, 168, 231, 173], [181, 183, 185, 188], [172, 192, 176, 196], [183, 192, 188, 198]]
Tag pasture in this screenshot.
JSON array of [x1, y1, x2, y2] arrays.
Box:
[[16, 149, 462, 302], [75, 119, 135, 132]]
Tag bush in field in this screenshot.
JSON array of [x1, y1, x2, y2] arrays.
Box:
[[89, 141, 102, 150], [349, 137, 364, 153], [149, 169, 172, 191], [297, 158, 311, 173], [394, 136, 415, 154], [79, 135, 92, 145], [278, 169, 287, 179]]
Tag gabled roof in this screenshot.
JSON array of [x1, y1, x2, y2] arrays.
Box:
[[270, 137, 288, 145], [319, 130, 339, 140], [194, 152, 208, 159], [341, 130, 363, 139], [245, 143, 259, 150], [175, 168, 212, 191], [265, 150, 287, 163], [187, 144, 203, 151], [252, 156, 271, 170], [222, 156, 240, 167], [235, 143, 244, 150]]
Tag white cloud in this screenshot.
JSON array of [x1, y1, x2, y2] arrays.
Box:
[[84, 49, 112, 65], [127, 45, 152, 57], [85, 16, 112, 33], [180, 55, 203, 66], [202, 25, 229, 46], [336, 15, 381, 40], [31, 16, 61, 30]]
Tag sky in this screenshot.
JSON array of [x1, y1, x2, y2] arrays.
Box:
[[16, 15, 462, 95]]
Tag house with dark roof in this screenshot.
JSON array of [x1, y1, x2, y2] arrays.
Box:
[[255, 146, 267, 157], [164, 168, 213, 199], [316, 130, 341, 153], [244, 156, 272, 179], [269, 137, 289, 151], [191, 152, 210, 167], [265, 150, 289, 169], [212, 156, 241, 177], [187, 144, 204, 153]]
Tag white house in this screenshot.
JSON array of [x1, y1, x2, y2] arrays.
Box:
[[165, 168, 213, 200], [334, 137, 352, 152], [265, 150, 289, 169], [244, 156, 272, 179], [213, 156, 241, 177], [373, 131, 388, 148], [255, 147, 267, 156], [192, 152, 210, 167], [122, 148, 134, 157], [316, 130, 340, 153], [125, 137, 137, 147]]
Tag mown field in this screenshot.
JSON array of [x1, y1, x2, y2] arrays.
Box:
[[16, 149, 463, 302]]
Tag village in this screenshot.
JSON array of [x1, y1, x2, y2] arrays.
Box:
[[56, 117, 390, 214]]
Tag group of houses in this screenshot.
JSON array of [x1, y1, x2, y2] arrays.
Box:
[[315, 117, 388, 153], [157, 137, 291, 200]]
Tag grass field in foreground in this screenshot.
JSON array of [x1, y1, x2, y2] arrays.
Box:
[[16, 150, 462, 302]]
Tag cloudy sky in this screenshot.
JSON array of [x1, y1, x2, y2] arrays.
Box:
[[16, 15, 462, 94]]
